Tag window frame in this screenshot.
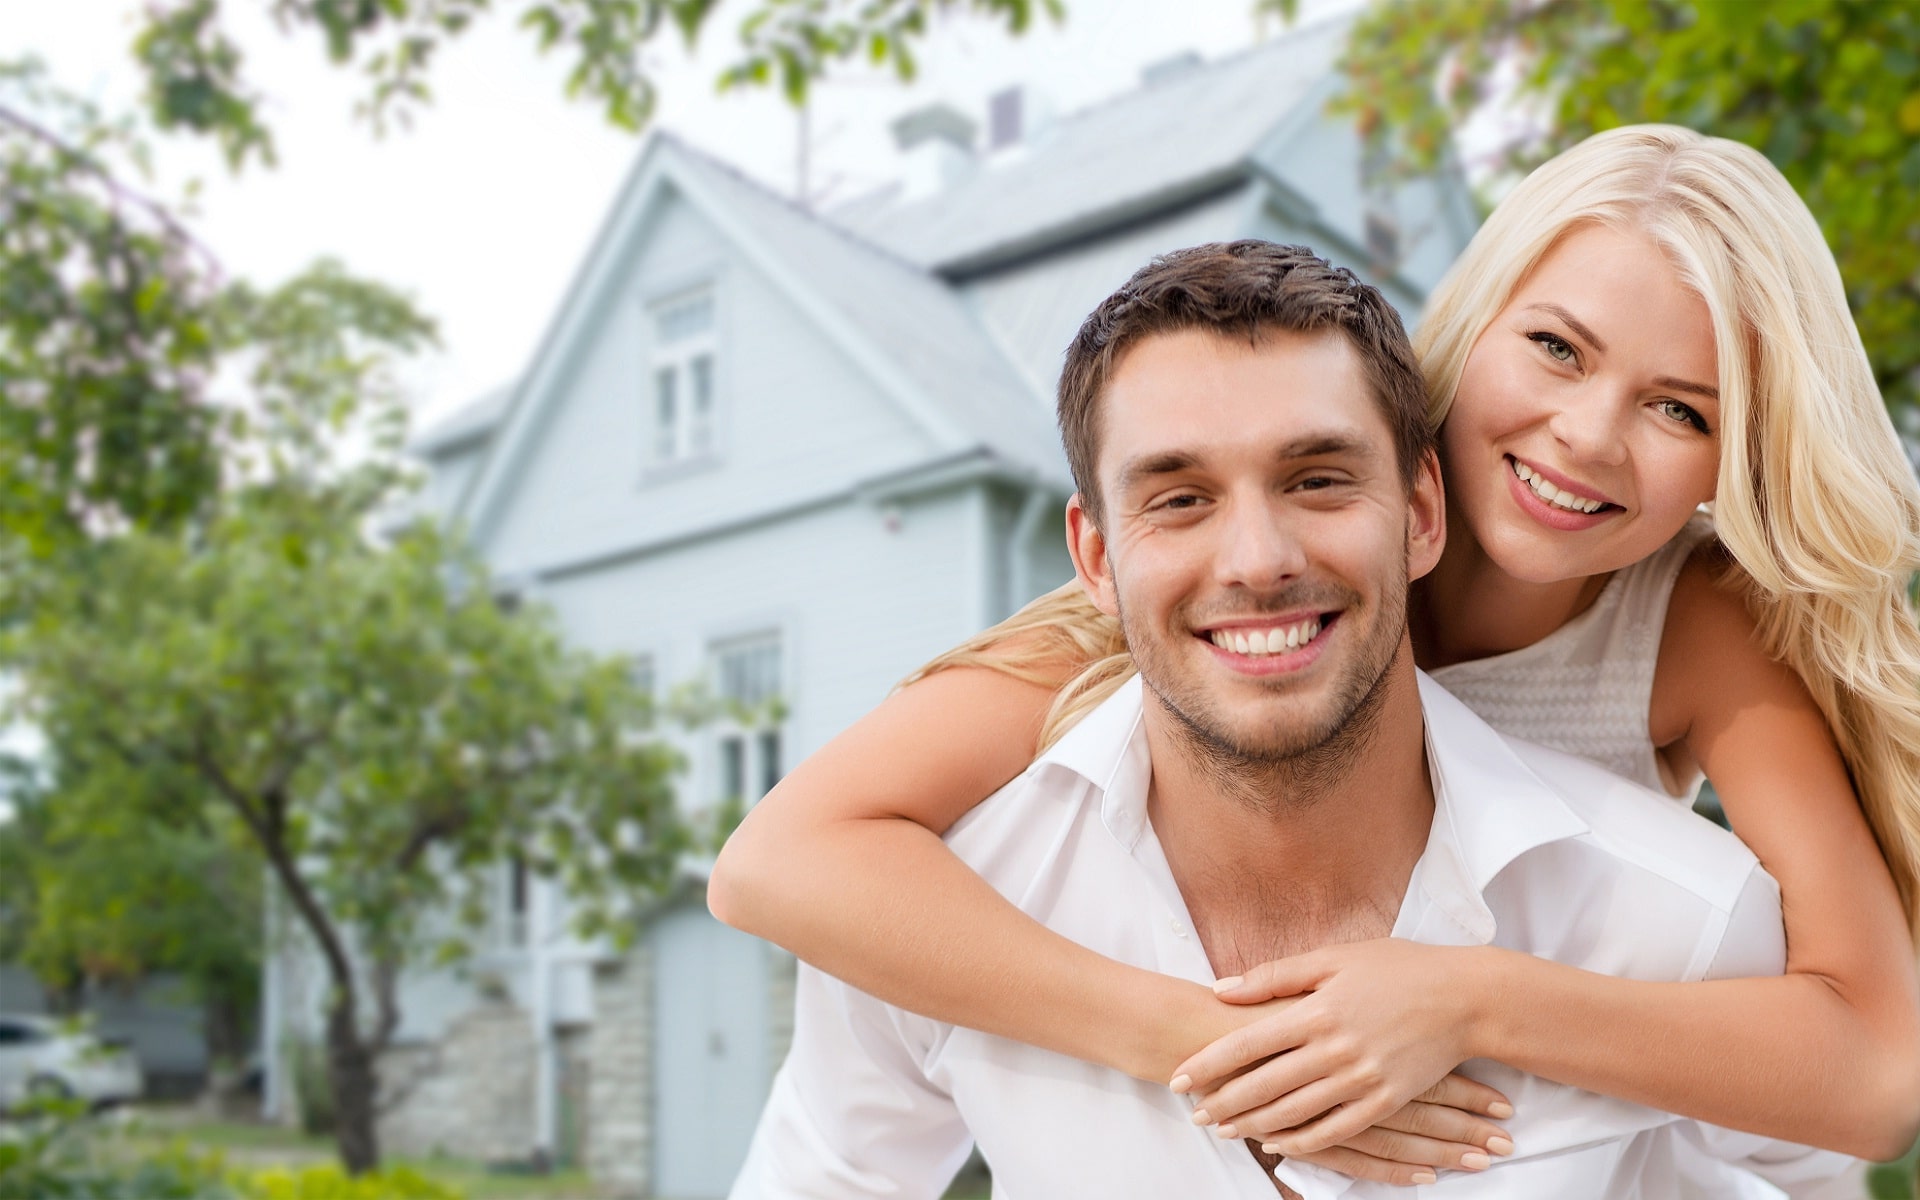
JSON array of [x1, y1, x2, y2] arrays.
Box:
[[640, 281, 723, 479], [706, 631, 787, 813]]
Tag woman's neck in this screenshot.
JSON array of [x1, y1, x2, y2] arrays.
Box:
[[1412, 505, 1613, 670]]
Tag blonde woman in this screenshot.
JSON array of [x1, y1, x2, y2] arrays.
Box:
[[709, 125, 1920, 1179]]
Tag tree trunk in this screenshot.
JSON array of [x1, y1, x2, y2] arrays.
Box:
[[326, 999, 381, 1174]]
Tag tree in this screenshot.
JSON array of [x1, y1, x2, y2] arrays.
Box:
[[131, 0, 1063, 169], [0, 766, 264, 1071], [1327, 0, 1920, 415], [5, 258, 690, 1172], [0, 59, 228, 555]]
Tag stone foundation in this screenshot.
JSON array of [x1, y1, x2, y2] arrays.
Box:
[[377, 999, 537, 1162]]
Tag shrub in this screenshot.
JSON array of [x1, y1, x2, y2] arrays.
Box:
[[231, 1164, 462, 1200]]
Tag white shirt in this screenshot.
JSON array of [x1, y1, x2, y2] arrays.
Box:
[[732, 673, 1848, 1200]]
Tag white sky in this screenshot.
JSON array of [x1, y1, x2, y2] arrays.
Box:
[[9, 0, 1364, 430]]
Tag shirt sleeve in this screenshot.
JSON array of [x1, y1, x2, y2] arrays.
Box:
[[729, 963, 973, 1200], [1690, 863, 1857, 1194]]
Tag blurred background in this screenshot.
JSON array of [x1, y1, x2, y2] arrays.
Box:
[[1, 1, 1916, 1197]]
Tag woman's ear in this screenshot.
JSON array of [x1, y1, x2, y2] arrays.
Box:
[[1407, 449, 1447, 582], [1066, 494, 1121, 618]]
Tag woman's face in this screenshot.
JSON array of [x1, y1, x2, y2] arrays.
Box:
[[1439, 223, 1722, 585]]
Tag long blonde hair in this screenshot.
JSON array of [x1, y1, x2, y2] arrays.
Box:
[[915, 125, 1920, 935]]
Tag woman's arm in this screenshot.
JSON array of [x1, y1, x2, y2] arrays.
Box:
[[708, 660, 1235, 1080], [1184, 554, 1920, 1159], [1483, 553, 1920, 1156]]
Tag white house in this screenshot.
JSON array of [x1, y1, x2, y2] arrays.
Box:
[[263, 18, 1477, 1198]]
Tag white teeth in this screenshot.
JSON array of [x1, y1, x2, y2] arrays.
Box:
[[1511, 459, 1605, 514], [1210, 619, 1323, 657]]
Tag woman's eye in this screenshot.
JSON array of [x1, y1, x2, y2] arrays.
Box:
[[1528, 332, 1576, 363], [1654, 398, 1710, 434]]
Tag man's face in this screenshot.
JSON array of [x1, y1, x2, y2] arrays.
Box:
[[1068, 326, 1443, 765]]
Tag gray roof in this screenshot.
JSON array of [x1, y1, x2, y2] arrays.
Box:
[[412, 384, 513, 457], [829, 18, 1347, 273]]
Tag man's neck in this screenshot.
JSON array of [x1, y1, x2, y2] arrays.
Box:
[[1143, 653, 1435, 974]]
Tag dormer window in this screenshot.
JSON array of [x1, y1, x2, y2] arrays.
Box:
[[647, 288, 717, 467]]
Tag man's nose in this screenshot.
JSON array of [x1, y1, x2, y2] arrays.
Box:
[[1547, 388, 1632, 468], [1213, 498, 1308, 590]]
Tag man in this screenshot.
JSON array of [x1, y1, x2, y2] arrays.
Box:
[[731, 242, 1841, 1198]]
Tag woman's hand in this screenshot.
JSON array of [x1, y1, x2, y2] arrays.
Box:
[[1277, 1074, 1516, 1184], [1174, 939, 1496, 1151]]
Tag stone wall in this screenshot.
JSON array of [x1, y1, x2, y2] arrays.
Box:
[[378, 998, 537, 1162], [585, 944, 653, 1199]]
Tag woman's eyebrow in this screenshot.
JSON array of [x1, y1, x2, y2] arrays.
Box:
[[1524, 302, 1607, 353], [1653, 375, 1720, 401]]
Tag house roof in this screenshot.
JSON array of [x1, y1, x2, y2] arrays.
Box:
[[411, 384, 513, 457], [416, 20, 1359, 508], [828, 17, 1348, 274]]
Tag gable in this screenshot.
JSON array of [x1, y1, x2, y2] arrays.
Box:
[[481, 186, 944, 578]]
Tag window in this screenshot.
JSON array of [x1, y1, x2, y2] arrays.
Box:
[[630, 653, 657, 728], [646, 289, 718, 467], [711, 634, 784, 809]]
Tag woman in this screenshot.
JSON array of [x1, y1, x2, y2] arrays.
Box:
[[709, 125, 1920, 1181]]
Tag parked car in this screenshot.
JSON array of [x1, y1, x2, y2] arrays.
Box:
[[0, 1014, 143, 1111]]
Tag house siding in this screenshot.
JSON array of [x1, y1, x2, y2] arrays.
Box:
[[485, 192, 940, 582]]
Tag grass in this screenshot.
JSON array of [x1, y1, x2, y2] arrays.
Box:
[[114, 1110, 595, 1199]]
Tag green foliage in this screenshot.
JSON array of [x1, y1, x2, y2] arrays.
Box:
[[1330, 0, 1920, 415], [0, 1104, 465, 1200], [231, 1164, 460, 1200], [0, 59, 227, 553], [130, 0, 1061, 166], [0, 1101, 232, 1200], [288, 1039, 336, 1137]]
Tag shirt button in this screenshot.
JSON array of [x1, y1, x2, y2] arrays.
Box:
[[1169, 919, 1187, 938]]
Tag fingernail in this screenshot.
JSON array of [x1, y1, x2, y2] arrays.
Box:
[[1411, 1171, 1438, 1185], [1487, 1135, 1514, 1157], [1170, 1074, 1192, 1093], [1261, 1144, 1281, 1155], [1217, 1123, 1238, 1139], [1461, 1152, 1491, 1171], [1487, 1100, 1514, 1119], [1212, 975, 1243, 992], [1191, 1108, 1211, 1126]]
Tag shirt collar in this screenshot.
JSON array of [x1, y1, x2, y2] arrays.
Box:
[[1031, 670, 1592, 926], [1408, 670, 1591, 942]]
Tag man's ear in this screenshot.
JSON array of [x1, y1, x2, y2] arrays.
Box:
[[1406, 448, 1446, 582], [1065, 494, 1121, 618]]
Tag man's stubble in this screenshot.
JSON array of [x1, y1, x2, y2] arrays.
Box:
[[1116, 540, 1410, 814]]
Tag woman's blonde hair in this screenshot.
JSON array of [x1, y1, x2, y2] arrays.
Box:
[[913, 124, 1920, 935]]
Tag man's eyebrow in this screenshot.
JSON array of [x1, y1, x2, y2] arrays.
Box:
[[1524, 302, 1608, 353], [1114, 451, 1200, 495], [1274, 434, 1377, 462], [1113, 435, 1378, 494]]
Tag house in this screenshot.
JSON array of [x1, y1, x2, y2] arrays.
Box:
[[262, 17, 1478, 1198]]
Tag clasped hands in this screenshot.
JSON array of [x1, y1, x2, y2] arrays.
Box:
[[1168, 938, 1515, 1186]]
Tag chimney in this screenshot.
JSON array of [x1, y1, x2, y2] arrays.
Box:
[[985, 85, 1058, 153], [891, 102, 977, 200]]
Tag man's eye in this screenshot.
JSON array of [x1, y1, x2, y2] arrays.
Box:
[[1293, 476, 1341, 491], [1528, 332, 1576, 363], [1159, 494, 1203, 510]]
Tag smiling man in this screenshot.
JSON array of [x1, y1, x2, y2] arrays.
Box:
[[730, 243, 1842, 1199]]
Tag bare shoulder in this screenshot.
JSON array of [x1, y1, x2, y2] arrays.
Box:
[[1654, 540, 1812, 747]]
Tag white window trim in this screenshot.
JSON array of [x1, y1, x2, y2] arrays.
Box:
[[642, 283, 722, 479], [707, 631, 786, 812]]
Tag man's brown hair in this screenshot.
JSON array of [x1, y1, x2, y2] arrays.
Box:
[[1058, 240, 1434, 520]]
